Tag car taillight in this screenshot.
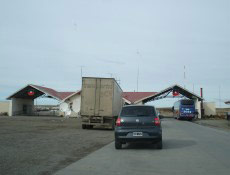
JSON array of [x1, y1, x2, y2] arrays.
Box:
[[154, 117, 160, 126], [116, 117, 121, 126]]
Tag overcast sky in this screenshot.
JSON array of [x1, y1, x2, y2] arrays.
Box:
[[0, 0, 229, 107]]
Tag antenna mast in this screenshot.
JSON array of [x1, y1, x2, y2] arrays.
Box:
[[137, 66, 139, 92], [136, 50, 141, 92], [219, 85, 221, 108], [184, 65, 186, 88]]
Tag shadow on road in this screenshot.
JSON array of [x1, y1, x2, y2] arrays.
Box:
[[121, 139, 196, 150], [163, 139, 197, 149], [122, 142, 158, 150]]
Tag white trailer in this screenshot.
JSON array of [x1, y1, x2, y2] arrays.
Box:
[[80, 77, 123, 129]]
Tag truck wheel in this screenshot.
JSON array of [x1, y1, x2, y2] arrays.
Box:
[[115, 139, 122, 149], [156, 140, 163, 149], [82, 124, 86, 129]]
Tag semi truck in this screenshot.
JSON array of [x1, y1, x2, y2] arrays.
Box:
[[80, 77, 123, 129]]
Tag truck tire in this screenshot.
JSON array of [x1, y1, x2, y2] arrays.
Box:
[[115, 139, 122, 149], [82, 124, 86, 129]]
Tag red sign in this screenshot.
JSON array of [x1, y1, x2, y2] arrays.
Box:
[[173, 90, 179, 96], [28, 90, 35, 96]]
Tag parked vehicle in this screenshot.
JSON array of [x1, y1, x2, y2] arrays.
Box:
[[173, 99, 196, 120], [80, 77, 123, 129], [114, 105, 162, 149]]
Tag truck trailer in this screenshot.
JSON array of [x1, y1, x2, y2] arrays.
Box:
[[80, 77, 123, 129]]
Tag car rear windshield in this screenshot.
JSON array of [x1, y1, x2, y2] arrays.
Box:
[[181, 100, 194, 105], [120, 106, 156, 117]]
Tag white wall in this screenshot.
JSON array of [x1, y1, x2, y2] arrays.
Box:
[[70, 94, 81, 116], [112, 81, 123, 116], [10, 98, 34, 116], [0, 101, 10, 115], [203, 102, 216, 116], [60, 94, 81, 117], [195, 99, 201, 119], [135, 101, 144, 105]]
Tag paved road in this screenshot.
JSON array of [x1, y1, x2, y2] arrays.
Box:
[[55, 119, 230, 175]]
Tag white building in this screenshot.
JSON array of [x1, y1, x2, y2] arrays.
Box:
[[5, 84, 205, 119], [59, 91, 81, 117]]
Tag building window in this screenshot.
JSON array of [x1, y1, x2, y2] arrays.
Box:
[[69, 103, 73, 110]]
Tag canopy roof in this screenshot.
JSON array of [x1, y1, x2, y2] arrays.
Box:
[[7, 84, 203, 104], [141, 84, 203, 104], [122, 92, 158, 104], [7, 84, 75, 101]]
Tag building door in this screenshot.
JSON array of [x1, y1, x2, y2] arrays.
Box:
[[23, 105, 27, 114]]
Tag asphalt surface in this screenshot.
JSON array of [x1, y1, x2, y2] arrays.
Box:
[[55, 118, 230, 175]]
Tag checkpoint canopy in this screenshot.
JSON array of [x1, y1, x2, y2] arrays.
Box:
[[140, 84, 203, 104], [130, 84, 203, 119], [121, 84, 203, 118], [6, 84, 74, 116], [122, 84, 203, 105]]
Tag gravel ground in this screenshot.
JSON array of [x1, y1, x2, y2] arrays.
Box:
[[0, 116, 114, 175]]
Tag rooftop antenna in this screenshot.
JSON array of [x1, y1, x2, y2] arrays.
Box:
[[107, 73, 113, 78], [79, 66, 85, 79], [116, 77, 121, 85]]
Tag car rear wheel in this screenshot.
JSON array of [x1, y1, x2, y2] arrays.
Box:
[[156, 140, 163, 149], [115, 139, 122, 149]]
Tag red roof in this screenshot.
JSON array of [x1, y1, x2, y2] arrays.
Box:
[[122, 92, 158, 104], [7, 84, 157, 103], [58, 92, 76, 100], [32, 85, 75, 100], [33, 85, 157, 103]]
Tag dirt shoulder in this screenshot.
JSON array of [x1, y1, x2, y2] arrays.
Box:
[[0, 116, 114, 175], [194, 119, 230, 131]]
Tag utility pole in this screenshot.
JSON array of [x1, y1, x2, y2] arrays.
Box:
[[137, 66, 139, 92], [219, 85, 221, 108], [136, 49, 141, 92]]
